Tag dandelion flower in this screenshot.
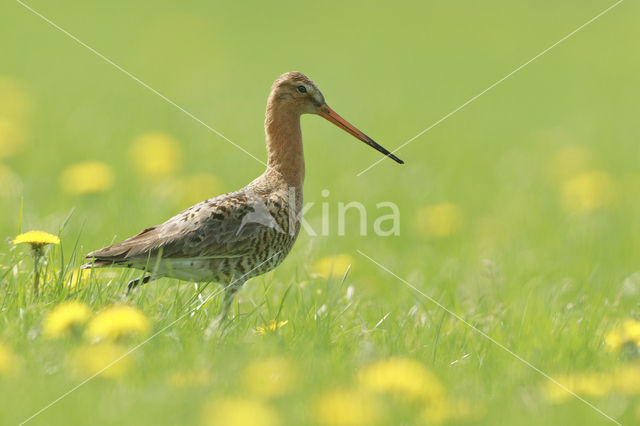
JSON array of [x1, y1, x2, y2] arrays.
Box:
[[313, 254, 353, 278], [243, 356, 297, 398], [416, 203, 463, 238], [13, 230, 60, 246], [43, 301, 91, 339], [67, 342, 131, 379], [605, 319, 640, 352], [0, 343, 18, 377], [86, 305, 150, 340], [0, 163, 22, 199], [60, 161, 115, 195], [420, 398, 479, 424], [201, 396, 279, 426], [170, 172, 222, 207], [612, 364, 640, 395], [313, 389, 378, 426], [545, 372, 612, 403], [0, 76, 32, 121], [130, 132, 181, 177], [13, 230, 60, 295], [548, 146, 594, 181], [255, 320, 288, 335], [0, 117, 26, 159], [358, 357, 445, 402], [65, 268, 91, 289], [0, 77, 31, 159], [561, 171, 614, 214]]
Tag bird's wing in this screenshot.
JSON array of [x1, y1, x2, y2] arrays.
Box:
[[85, 191, 268, 265]]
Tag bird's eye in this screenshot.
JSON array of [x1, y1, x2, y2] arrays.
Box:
[[297, 85, 307, 93]]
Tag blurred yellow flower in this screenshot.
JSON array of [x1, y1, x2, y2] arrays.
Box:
[[605, 319, 640, 352], [313, 389, 378, 426], [548, 146, 594, 181], [421, 398, 479, 424], [255, 320, 288, 335], [243, 356, 297, 398], [65, 268, 91, 289], [130, 132, 181, 177], [86, 305, 150, 340], [358, 357, 445, 403], [561, 171, 614, 214], [545, 372, 612, 403], [313, 254, 354, 278], [172, 172, 222, 207], [202, 396, 279, 426], [0, 77, 31, 158], [0, 76, 32, 121], [13, 230, 60, 247], [416, 203, 463, 238], [612, 364, 640, 395], [68, 342, 131, 379], [0, 343, 18, 377], [169, 369, 212, 387], [60, 161, 115, 195], [0, 117, 26, 159], [0, 163, 22, 199], [43, 301, 91, 339]]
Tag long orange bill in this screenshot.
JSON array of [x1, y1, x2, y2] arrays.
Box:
[[318, 104, 404, 164]]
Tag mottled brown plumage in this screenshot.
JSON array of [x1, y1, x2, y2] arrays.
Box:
[[83, 71, 402, 318]]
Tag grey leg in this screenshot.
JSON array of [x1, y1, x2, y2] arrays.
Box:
[[204, 280, 246, 338], [219, 280, 245, 321]]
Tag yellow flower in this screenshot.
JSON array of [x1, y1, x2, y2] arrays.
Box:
[[243, 356, 297, 398], [416, 203, 463, 238], [612, 364, 640, 395], [358, 357, 445, 403], [0, 163, 22, 199], [130, 132, 181, 177], [420, 398, 480, 424], [255, 320, 288, 335], [13, 230, 60, 247], [313, 389, 378, 426], [548, 146, 594, 182], [0, 76, 32, 121], [67, 342, 131, 379], [60, 161, 115, 195], [43, 301, 91, 339], [86, 305, 150, 340], [0, 117, 26, 159], [65, 268, 91, 289], [313, 254, 354, 278], [545, 372, 613, 403], [202, 396, 279, 426], [170, 173, 222, 207], [605, 319, 640, 352], [561, 171, 614, 214], [0, 343, 18, 377]]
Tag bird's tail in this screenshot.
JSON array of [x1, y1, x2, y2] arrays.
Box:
[[80, 260, 114, 269]]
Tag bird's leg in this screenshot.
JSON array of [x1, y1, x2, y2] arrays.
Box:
[[219, 280, 244, 321], [126, 275, 153, 295], [205, 280, 245, 337]]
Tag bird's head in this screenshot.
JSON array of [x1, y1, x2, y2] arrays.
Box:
[[268, 71, 404, 164]]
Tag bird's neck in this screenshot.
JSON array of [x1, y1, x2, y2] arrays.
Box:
[[264, 101, 305, 188]]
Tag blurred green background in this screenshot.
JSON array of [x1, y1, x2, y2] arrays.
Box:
[[1, 0, 640, 425]]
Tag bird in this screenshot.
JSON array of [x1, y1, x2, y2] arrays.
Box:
[[82, 71, 403, 319]]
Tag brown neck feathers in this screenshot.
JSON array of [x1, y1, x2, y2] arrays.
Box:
[[264, 99, 305, 187]]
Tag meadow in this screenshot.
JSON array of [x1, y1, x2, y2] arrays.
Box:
[[1, 0, 640, 425]]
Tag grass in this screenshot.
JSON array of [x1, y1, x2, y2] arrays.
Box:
[[2, 0, 640, 424]]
